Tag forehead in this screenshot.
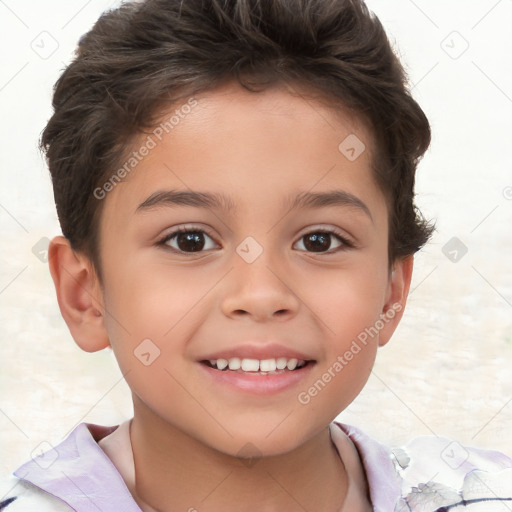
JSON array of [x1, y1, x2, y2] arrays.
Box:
[[157, 81, 374, 158], [101, 81, 381, 219]]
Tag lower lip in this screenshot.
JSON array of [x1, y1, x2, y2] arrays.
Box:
[[198, 362, 315, 395]]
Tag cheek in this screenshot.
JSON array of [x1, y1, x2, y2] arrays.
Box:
[[325, 349, 376, 419], [99, 264, 199, 411], [295, 261, 386, 412], [299, 260, 388, 337], [100, 257, 223, 376], [299, 332, 377, 421], [102, 258, 211, 334]]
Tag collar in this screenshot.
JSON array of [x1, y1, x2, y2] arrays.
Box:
[[14, 421, 402, 512], [14, 422, 142, 512], [332, 422, 402, 512]]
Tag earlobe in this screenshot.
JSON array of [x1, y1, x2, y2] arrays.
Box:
[[48, 236, 110, 352], [378, 255, 414, 347]]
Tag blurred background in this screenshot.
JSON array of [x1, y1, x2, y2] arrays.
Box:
[[0, 0, 511, 479]]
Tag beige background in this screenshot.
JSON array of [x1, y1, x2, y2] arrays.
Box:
[[1, 0, 511, 479]]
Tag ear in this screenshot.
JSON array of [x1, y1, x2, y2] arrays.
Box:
[[378, 255, 414, 347], [48, 236, 110, 352]]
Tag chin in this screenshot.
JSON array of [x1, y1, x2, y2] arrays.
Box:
[[200, 420, 322, 461]]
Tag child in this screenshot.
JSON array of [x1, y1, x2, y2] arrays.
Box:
[[1, 0, 511, 510]]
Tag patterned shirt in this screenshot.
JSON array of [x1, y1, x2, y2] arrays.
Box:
[[1, 421, 511, 511]]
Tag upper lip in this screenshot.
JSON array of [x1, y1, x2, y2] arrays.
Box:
[[199, 343, 315, 362]]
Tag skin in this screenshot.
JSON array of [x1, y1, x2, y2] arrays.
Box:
[[49, 81, 413, 512]]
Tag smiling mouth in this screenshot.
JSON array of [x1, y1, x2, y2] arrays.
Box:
[[201, 357, 314, 375]]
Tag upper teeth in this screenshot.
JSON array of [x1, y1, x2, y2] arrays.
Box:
[[207, 358, 306, 372]]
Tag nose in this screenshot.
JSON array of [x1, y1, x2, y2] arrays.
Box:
[[221, 256, 300, 323]]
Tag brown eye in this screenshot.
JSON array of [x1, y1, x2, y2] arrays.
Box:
[[294, 231, 349, 253], [176, 232, 205, 251], [303, 233, 332, 252], [163, 230, 217, 252]]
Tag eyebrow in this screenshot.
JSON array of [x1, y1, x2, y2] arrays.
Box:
[[288, 190, 373, 221], [136, 190, 236, 213], [136, 189, 372, 221]]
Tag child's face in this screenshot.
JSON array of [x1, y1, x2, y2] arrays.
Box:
[[91, 82, 410, 456]]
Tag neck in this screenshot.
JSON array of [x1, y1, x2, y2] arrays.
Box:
[[129, 397, 348, 512]]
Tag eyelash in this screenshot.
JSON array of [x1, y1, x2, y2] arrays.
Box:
[[157, 226, 219, 253], [295, 229, 354, 253], [157, 226, 354, 254]]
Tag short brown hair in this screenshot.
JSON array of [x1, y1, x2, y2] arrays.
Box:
[[41, 0, 434, 277]]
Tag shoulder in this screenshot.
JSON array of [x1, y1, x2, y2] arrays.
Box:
[[390, 435, 512, 511], [0, 473, 74, 511], [333, 422, 512, 511]]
